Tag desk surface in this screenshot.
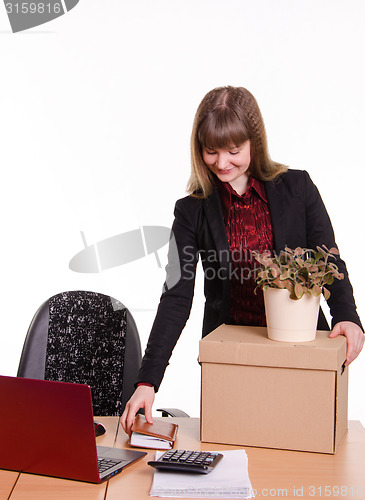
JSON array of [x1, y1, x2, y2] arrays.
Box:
[[3, 418, 365, 500]]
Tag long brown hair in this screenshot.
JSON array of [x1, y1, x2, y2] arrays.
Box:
[[187, 86, 287, 198]]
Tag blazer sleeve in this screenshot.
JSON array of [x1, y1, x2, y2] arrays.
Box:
[[136, 196, 201, 390], [302, 171, 363, 330]]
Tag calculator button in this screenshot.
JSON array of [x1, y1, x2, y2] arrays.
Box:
[[148, 450, 223, 474]]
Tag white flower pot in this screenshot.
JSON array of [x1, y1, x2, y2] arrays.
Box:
[[263, 288, 321, 342]]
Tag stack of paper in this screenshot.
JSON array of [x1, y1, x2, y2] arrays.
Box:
[[149, 450, 254, 498]]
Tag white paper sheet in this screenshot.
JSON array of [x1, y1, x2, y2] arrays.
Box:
[[149, 450, 254, 498], [131, 432, 173, 449]]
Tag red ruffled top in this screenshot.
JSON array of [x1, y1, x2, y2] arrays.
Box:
[[216, 177, 273, 326]]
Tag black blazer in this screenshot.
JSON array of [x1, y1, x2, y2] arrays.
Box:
[[137, 170, 362, 390]]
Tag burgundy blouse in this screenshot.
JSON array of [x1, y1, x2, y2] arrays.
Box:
[[216, 177, 274, 326]]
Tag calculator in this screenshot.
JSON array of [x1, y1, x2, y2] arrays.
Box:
[[148, 449, 223, 473]]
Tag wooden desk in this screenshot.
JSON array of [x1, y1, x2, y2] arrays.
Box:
[[0, 469, 19, 499], [5, 418, 365, 499]]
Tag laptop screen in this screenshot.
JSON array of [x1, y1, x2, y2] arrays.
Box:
[[0, 375, 146, 483]]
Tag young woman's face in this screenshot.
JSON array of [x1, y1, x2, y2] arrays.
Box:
[[202, 140, 251, 194]]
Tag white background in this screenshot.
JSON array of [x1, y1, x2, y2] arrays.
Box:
[[0, 0, 364, 424]]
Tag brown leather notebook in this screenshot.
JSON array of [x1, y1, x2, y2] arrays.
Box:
[[129, 414, 179, 449]]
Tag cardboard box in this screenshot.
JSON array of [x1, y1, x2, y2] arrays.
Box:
[[199, 325, 348, 454]]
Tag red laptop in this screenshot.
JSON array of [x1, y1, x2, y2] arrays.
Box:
[[0, 375, 146, 483]]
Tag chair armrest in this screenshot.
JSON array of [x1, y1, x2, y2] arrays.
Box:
[[156, 407, 190, 417]]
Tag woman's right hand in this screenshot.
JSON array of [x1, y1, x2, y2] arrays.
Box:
[[120, 385, 155, 436]]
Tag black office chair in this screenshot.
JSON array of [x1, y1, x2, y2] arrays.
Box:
[[17, 290, 142, 416]]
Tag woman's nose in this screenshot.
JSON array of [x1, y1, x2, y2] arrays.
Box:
[[216, 153, 229, 169]]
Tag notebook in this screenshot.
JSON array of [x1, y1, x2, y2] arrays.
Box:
[[0, 375, 146, 483], [129, 414, 179, 449]]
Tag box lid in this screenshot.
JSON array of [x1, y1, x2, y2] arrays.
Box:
[[199, 325, 347, 371]]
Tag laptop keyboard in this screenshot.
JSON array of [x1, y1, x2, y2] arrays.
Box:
[[98, 457, 124, 474]]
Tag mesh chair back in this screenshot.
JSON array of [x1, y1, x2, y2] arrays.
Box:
[[18, 290, 141, 416]]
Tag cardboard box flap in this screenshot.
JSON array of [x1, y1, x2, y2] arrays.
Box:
[[199, 325, 347, 371]]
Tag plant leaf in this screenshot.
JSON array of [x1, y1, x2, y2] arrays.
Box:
[[312, 284, 322, 297], [273, 278, 286, 288], [294, 282, 304, 299]]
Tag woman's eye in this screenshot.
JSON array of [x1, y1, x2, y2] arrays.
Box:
[[229, 151, 239, 155], [205, 150, 216, 155]]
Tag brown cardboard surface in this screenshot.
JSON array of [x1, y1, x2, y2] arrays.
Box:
[[335, 364, 349, 450], [199, 325, 348, 454], [199, 325, 346, 371]]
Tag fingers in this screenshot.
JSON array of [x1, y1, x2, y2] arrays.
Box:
[[329, 321, 364, 366], [344, 331, 364, 365], [144, 402, 153, 424], [120, 402, 135, 436], [120, 385, 155, 436], [119, 404, 131, 434], [120, 401, 140, 436], [328, 324, 340, 338]]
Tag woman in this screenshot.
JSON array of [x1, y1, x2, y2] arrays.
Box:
[[121, 86, 363, 434]]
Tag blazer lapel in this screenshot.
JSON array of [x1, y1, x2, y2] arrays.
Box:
[[203, 188, 230, 264], [264, 179, 287, 253], [203, 189, 231, 318]]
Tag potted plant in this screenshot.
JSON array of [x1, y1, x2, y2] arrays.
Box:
[[253, 246, 344, 342]]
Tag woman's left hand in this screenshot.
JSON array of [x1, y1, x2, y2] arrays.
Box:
[[329, 321, 364, 365]]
